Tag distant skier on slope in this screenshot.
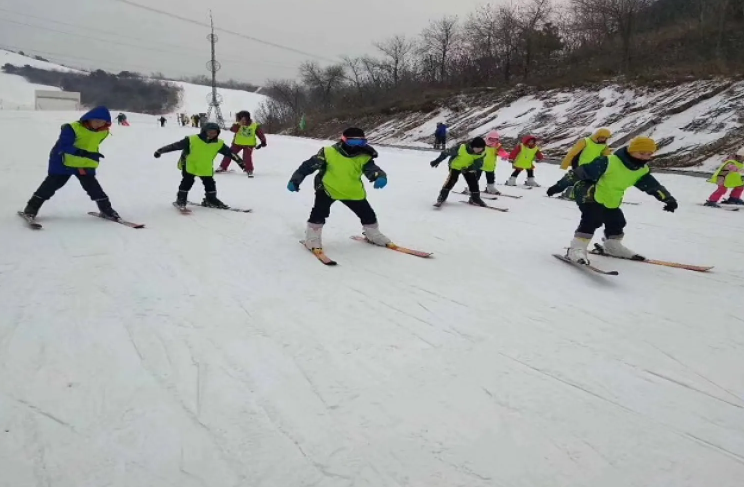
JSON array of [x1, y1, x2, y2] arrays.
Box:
[[704, 150, 744, 207], [547, 128, 613, 198], [158, 116, 167, 127], [216, 111, 267, 177], [434, 122, 448, 150], [287, 127, 391, 252], [21, 106, 121, 221], [154, 122, 244, 210], [430, 136, 487, 207], [506, 135, 544, 187], [564, 136, 678, 264]]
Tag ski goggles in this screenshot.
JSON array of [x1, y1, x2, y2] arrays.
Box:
[[342, 136, 368, 147]]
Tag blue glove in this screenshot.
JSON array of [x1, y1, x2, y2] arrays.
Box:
[[374, 177, 387, 189], [287, 181, 299, 192]]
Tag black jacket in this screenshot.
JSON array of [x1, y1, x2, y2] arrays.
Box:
[[289, 142, 385, 193]]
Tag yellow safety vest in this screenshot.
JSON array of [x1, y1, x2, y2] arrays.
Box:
[[594, 155, 649, 209], [578, 137, 607, 166], [450, 144, 484, 170], [708, 159, 744, 188], [62, 122, 109, 169], [321, 146, 373, 201], [234, 123, 259, 146], [180, 135, 225, 176], [514, 144, 539, 169]]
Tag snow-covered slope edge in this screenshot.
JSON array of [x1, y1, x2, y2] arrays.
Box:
[[312, 80, 744, 172]]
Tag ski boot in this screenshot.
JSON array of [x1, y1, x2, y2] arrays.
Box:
[[245, 169, 254, 178], [96, 198, 121, 220], [468, 192, 487, 207], [602, 236, 645, 260], [434, 188, 449, 207], [703, 200, 721, 208], [484, 184, 500, 195], [215, 167, 229, 173], [303, 223, 323, 250], [505, 176, 517, 186], [722, 197, 744, 205], [566, 237, 591, 265], [362, 223, 392, 247], [22, 195, 44, 218], [525, 177, 541, 187], [174, 190, 188, 210], [202, 192, 229, 209]]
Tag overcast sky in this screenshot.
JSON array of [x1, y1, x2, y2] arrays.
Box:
[[0, 0, 507, 84]]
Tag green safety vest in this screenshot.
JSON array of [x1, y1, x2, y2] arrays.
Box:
[[450, 144, 484, 170], [180, 135, 225, 176], [62, 122, 109, 169], [321, 146, 372, 201], [578, 137, 607, 166], [482, 145, 500, 172], [514, 144, 539, 169], [594, 154, 649, 208], [708, 159, 743, 188], [234, 122, 259, 146]]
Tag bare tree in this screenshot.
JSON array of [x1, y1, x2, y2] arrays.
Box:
[[419, 16, 461, 83], [299, 61, 347, 110], [374, 35, 416, 87], [516, 0, 555, 80]]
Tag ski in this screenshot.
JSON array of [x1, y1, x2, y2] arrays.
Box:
[[497, 192, 523, 199], [457, 191, 499, 200], [187, 201, 252, 213], [459, 200, 509, 212], [173, 202, 192, 214], [552, 196, 639, 205], [590, 244, 713, 272], [299, 241, 337, 265], [698, 203, 739, 212], [87, 212, 145, 229], [350, 235, 432, 258], [17, 211, 42, 229], [553, 254, 619, 275]]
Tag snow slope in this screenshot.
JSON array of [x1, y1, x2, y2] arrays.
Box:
[[361, 81, 744, 172], [0, 50, 267, 116], [1, 109, 743, 487]]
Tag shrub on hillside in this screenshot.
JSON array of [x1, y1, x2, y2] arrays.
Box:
[[2, 64, 181, 114]]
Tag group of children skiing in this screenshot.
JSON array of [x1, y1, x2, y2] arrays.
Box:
[[18, 105, 737, 270]]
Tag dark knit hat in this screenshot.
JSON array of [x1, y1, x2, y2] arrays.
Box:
[[342, 127, 366, 139], [471, 137, 486, 148]]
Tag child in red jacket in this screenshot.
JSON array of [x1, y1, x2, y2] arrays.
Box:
[[216, 111, 267, 177], [506, 135, 544, 187]]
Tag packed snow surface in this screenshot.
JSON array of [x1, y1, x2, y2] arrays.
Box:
[[1, 110, 743, 487]]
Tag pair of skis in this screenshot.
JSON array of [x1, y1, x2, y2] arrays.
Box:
[[434, 200, 509, 212], [300, 236, 432, 266], [172, 201, 253, 214], [17, 211, 145, 229], [554, 243, 713, 275], [457, 190, 522, 200]]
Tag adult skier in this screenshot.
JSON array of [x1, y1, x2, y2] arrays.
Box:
[[216, 110, 267, 176], [506, 135, 544, 187], [158, 116, 167, 127], [565, 136, 678, 264], [430, 137, 487, 207], [154, 122, 244, 210], [287, 128, 391, 251], [434, 122, 448, 150], [22, 106, 121, 220], [547, 128, 613, 198], [704, 150, 744, 207]]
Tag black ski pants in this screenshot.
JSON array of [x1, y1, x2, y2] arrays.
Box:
[[442, 168, 479, 193], [32, 173, 109, 202], [476, 170, 496, 185], [308, 190, 377, 225], [576, 202, 626, 238], [179, 169, 216, 194], [510, 168, 535, 178]]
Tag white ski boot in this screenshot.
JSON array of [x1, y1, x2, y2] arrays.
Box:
[[505, 176, 517, 186], [602, 236, 644, 260], [362, 223, 392, 247], [303, 223, 323, 250], [484, 184, 501, 195], [566, 237, 590, 264], [525, 177, 541, 187]]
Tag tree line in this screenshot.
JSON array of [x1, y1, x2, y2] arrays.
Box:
[[258, 0, 744, 132]]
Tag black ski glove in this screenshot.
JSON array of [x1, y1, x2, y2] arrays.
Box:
[[154, 151, 162, 159], [430, 161, 439, 168], [256, 143, 265, 150], [663, 198, 678, 213]]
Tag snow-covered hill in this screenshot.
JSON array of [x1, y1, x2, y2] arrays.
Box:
[[313, 81, 744, 172], [0, 49, 266, 116], [0, 108, 743, 487]]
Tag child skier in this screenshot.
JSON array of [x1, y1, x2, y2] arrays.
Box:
[[216, 111, 267, 176], [22, 106, 121, 221], [506, 135, 544, 187], [565, 136, 678, 264], [430, 137, 488, 206], [704, 150, 744, 207], [154, 122, 244, 210], [461, 131, 508, 195], [287, 128, 391, 251], [547, 128, 613, 198]]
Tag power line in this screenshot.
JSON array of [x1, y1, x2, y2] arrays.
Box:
[[109, 0, 337, 63], [0, 16, 299, 71]]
